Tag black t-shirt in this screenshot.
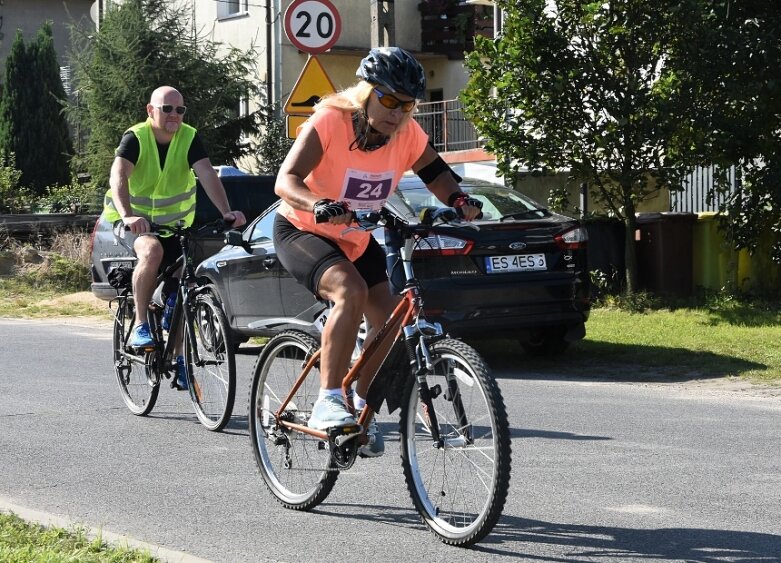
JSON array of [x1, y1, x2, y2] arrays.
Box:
[[115, 130, 208, 168]]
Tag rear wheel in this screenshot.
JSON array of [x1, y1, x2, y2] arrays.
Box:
[[249, 330, 338, 510], [400, 338, 511, 546], [184, 291, 236, 431], [113, 295, 158, 415]]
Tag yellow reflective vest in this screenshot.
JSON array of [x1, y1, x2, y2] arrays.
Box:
[[103, 118, 197, 228]]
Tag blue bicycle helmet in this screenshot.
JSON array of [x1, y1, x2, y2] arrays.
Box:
[[356, 47, 426, 99]]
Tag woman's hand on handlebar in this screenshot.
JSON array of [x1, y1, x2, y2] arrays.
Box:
[[313, 199, 353, 225], [122, 216, 150, 234], [451, 194, 483, 221], [223, 210, 246, 229]]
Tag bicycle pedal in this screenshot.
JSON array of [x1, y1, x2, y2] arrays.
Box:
[[327, 424, 362, 446]]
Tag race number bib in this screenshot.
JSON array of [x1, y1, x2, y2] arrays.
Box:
[[340, 169, 395, 211]]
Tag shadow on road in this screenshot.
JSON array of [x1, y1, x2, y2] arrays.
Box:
[[313, 503, 781, 561], [472, 339, 766, 383]]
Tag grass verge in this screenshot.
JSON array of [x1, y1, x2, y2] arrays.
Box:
[[0, 278, 112, 320], [0, 512, 158, 563]]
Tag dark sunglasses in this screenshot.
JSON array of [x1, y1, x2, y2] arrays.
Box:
[[373, 88, 415, 112], [153, 104, 187, 115]]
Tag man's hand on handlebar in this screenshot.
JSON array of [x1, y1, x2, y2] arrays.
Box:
[[122, 216, 150, 234], [223, 210, 246, 228], [313, 199, 353, 225]]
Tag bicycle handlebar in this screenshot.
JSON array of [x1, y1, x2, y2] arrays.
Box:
[[346, 206, 478, 237], [123, 218, 236, 237]]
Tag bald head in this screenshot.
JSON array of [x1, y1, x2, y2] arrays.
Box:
[[150, 86, 183, 106]]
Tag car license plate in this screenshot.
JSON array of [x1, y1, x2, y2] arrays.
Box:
[[485, 254, 547, 273], [109, 260, 134, 269]]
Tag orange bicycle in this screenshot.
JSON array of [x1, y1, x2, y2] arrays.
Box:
[[248, 206, 511, 546]]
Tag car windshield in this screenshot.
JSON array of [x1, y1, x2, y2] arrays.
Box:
[[395, 182, 549, 222]]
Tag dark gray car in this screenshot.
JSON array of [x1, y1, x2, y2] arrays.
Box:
[[196, 177, 591, 354]]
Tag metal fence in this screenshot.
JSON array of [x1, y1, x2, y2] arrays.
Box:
[[670, 165, 737, 213], [413, 99, 483, 153]]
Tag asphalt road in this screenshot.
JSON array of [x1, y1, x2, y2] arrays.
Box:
[[1, 318, 780, 563]]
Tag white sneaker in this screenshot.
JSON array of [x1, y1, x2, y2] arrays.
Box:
[[307, 395, 356, 430]]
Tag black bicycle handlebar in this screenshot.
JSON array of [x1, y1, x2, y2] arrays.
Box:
[[349, 206, 477, 238], [123, 218, 236, 237]]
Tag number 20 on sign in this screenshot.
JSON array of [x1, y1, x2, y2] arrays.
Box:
[[284, 0, 342, 54]]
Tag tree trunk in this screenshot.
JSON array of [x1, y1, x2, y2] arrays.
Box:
[[622, 192, 639, 294]]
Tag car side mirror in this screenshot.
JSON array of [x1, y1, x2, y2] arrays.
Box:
[[224, 229, 252, 254]]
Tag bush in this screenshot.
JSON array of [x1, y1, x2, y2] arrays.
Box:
[[40, 181, 103, 213], [20, 253, 89, 292], [0, 153, 31, 213]]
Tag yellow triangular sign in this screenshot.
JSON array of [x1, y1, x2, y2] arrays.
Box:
[[283, 55, 337, 116]]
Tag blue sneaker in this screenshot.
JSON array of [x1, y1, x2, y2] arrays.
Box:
[[129, 322, 153, 347], [307, 395, 355, 430], [174, 355, 188, 390]]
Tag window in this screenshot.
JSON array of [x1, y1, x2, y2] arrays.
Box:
[[218, 0, 248, 19]]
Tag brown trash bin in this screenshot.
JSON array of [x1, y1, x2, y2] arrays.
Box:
[[635, 212, 697, 297]]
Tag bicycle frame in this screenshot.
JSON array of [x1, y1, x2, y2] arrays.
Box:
[[272, 217, 446, 444]]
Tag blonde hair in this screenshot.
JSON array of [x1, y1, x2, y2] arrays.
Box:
[[314, 80, 417, 138]]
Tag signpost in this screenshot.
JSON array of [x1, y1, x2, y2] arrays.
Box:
[[283, 0, 342, 138]]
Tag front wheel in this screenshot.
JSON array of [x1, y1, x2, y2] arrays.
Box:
[[249, 330, 338, 510], [183, 291, 236, 431], [400, 338, 511, 547], [112, 295, 158, 415]]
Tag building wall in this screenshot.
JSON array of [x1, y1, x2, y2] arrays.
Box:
[[183, 1, 469, 109], [0, 0, 93, 71]]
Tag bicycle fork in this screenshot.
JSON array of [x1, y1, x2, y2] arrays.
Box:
[[404, 327, 473, 449]]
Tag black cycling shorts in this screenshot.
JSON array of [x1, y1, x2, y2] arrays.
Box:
[[155, 234, 182, 274], [114, 221, 181, 274], [274, 214, 387, 298]]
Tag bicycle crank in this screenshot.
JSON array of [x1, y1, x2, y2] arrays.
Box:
[[327, 424, 362, 469]]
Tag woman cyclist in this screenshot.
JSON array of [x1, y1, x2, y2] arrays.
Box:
[[273, 47, 481, 458]]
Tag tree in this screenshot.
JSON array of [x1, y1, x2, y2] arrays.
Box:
[[0, 23, 73, 197], [67, 0, 265, 187], [462, 0, 699, 293], [668, 2, 781, 264], [249, 105, 293, 175]]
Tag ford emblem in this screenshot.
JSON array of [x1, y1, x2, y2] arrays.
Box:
[[509, 242, 527, 250]]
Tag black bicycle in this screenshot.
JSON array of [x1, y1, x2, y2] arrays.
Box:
[[109, 219, 236, 431]]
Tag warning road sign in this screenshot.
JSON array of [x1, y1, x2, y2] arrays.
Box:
[[283, 55, 336, 116]]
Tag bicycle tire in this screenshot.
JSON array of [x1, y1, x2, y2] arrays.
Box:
[[184, 291, 236, 431], [249, 330, 338, 510], [113, 295, 158, 415], [399, 338, 511, 546]]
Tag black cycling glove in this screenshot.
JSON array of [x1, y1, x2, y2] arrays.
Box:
[[313, 199, 351, 223]]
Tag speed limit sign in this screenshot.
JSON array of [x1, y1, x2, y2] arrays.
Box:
[[284, 0, 342, 54]]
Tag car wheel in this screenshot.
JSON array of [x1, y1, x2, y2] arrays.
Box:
[[521, 328, 569, 357]]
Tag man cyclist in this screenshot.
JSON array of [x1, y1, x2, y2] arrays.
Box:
[[104, 85, 246, 389], [273, 47, 481, 457]]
